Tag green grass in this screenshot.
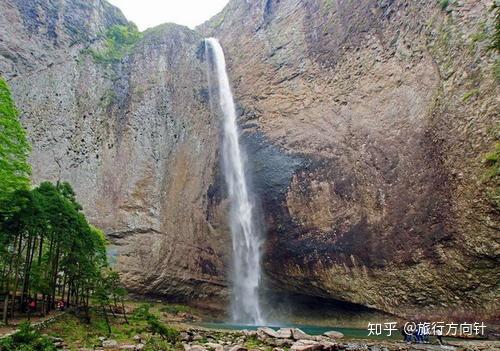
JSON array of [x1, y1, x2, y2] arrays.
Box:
[[43, 302, 181, 350], [244, 335, 273, 351], [159, 304, 192, 314], [45, 312, 148, 348], [470, 23, 488, 44], [482, 143, 500, 210], [483, 143, 500, 180], [19, 301, 194, 351], [462, 88, 480, 102], [0, 321, 56, 351]]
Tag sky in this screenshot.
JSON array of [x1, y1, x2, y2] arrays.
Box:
[[107, 0, 230, 30]]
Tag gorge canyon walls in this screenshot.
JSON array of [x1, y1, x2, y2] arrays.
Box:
[[1, 0, 498, 319]]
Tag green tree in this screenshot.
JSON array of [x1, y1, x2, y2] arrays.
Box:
[[0, 77, 31, 203]]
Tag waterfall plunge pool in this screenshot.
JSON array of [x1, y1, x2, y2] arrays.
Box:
[[196, 322, 402, 340]]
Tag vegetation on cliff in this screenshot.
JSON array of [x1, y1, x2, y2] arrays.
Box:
[[89, 23, 143, 63], [483, 142, 500, 210]]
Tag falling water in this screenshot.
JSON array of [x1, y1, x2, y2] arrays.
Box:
[[205, 38, 264, 325]]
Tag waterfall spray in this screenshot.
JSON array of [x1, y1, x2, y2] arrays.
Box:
[[205, 38, 264, 325]]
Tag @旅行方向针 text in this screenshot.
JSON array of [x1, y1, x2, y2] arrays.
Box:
[[366, 321, 487, 337]]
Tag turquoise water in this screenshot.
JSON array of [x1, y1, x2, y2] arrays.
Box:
[[200, 322, 402, 341]]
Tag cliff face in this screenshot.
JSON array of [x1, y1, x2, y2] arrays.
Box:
[[201, 0, 499, 318], [1, 0, 230, 302], [1, 0, 498, 319]]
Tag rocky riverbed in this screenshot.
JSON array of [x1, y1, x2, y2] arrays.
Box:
[[49, 326, 498, 351]]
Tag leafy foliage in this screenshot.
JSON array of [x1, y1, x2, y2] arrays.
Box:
[[439, 0, 449, 11], [0, 77, 31, 204], [90, 23, 142, 63], [0, 321, 56, 351], [131, 304, 179, 344], [0, 61, 123, 334], [0, 181, 109, 324], [131, 303, 153, 321]]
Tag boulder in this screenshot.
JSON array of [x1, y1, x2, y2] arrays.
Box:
[[319, 341, 338, 351], [257, 327, 279, 339], [181, 332, 193, 341], [119, 346, 135, 350], [53, 341, 64, 349], [228, 345, 247, 351], [132, 335, 142, 342], [323, 331, 344, 340], [135, 344, 144, 351], [276, 328, 293, 339], [184, 345, 207, 351], [269, 339, 294, 347], [242, 330, 257, 337], [291, 329, 315, 341], [345, 343, 368, 351], [102, 340, 118, 349], [205, 343, 224, 351], [290, 340, 322, 351]]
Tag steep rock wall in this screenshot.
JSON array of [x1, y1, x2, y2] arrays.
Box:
[[0, 0, 230, 303], [1, 0, 498, 319], [201, 0, 499, 318]]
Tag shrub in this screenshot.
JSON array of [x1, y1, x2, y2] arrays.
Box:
[[146, 316, 179, 344], [439, 0, 449, 10], [130, 304, 179, 344], [131, 304, 153, 320], [1, 322, 56, 351], [90, 22, 142, 63], [144, 338, 175, 351]]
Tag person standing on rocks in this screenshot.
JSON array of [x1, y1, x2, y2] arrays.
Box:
[[401, 328, 412, 343], [436, 328, 444, 345]]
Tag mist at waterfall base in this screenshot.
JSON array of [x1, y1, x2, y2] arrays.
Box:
[[205, 38, 265, 326]]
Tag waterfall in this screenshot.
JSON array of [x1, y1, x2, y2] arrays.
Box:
[[205, 38, 264, 325]]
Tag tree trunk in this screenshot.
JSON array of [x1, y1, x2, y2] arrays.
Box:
[[19, 233, 33, 312], [121, 298, 128, 324], [102, 305, 111, 335], [10, 232, 23, 317]]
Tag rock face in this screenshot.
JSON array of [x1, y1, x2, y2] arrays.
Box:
[[200, 0, 499, 318], [0, 0, 229, 302], [1, 0, 498, 319]]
